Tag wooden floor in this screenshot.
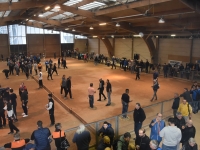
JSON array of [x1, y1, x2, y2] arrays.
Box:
[[0, 58, 199, 149]]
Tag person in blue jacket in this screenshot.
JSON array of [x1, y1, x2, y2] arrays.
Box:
[[149, 140, 162, 150], [149, 113, 165, 145], [190, 86, 198, 101]]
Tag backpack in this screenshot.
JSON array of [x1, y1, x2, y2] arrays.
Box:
[[112, 139, 122, 150]]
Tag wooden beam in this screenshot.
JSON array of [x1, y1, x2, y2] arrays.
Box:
[[26, 21, 44, 28], [61, 16, 86, 24], [31, 16, 62, 26], [0, 1, 54, 11], [71, 0, 95, 7], [46, 10, 65, 19], [95, 0, 173, 16], [180, 0, 200, 14]]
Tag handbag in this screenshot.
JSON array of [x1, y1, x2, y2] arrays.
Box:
[[60, 130, 70, 149]]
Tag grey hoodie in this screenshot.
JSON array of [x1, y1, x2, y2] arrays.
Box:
[[159, 125, 181, 146]]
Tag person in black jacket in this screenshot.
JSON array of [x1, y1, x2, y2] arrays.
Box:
[[180, 88, 193, 103], [182, 138, 198, 150], [181, 120, 196, 145], [163, 63, 168, 78], [46, 93, 55, 126], [47, 65, 53, 80], [66, 76, 72, 99], [133, 103, 146, 138], [135, 129, 151, 150], [52, 63, 59, 75], [9, 89, 18, 121], [150, 79, 159, 102], [21, 88, 28, 118], [106, 79, 112, 106], [172, 93, 180, 118], [97, 78, 106, 101], [58, 58, 61, 68], [135, 65, 140, 80], [0, 96, 6, 128], [2, 69, 9, 79], [175, 112, 186, 134], [98, 121, 114, 146], [145, 59, 149, 73]]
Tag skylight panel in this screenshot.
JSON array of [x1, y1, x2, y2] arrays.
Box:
[[64, 0, 82, 6], [42, 11, 54, 17], [79, 1, 106, 10], [63, 12, 73, 16], [50, 14, 65, 20], [0, 11, 3, 17], [3, 10, 11, 17]]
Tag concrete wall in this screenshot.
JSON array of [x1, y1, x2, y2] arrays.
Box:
[[74, 39, 87, 53], [88, 38, 98, 54], [27, 34, 60, 57], [0, 34, 9, 58]]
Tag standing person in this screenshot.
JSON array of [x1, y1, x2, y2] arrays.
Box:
[[9, 89, 18, 121], [66, 76, 72, 99], [38, 70, 43, 89], [63, 59, 67, 69], [1, 54, 3, 61], [163, 63, 168, 78], [37, 62, 42, 71], [172, 93, 180, 118], [60, 75, 67, 99], [45, 60, 49, 72], [97, 78, 106, 101], [159, 118, 182, 150], [180, 88, 193, 103], [52, 63, 59, 75], [149, 113, 165, 145], [150, 79, 159, 102], [145, 59, 149, 73], [21, 88, 28, 118], [2, 69, 9, 79], [135, 65, 140, 80], [121, 89, 132, 119], [58, 58, 61, 68], [24, 64, 29, 80], [33, 62, 38, 75], [111, 56, 116, 69], [133, 103, 146, 138], [0, 97, 6, 128], [98, 121, 114, 146], [72, 124, 91, 150], [153, 70, 159, 80], [31, 120, 51, 150], [45, 93, 55, 126], [178, 99, 192, 121], [117, 132, 131, 150], [14, 62, 19, 76], [106, 79, 112, 106], [135, 129, 151, 150], [52, 123, 69, 150], [88, 83, 96, 109], [3, 99, 20, 134], [47, 65, 53, 80]]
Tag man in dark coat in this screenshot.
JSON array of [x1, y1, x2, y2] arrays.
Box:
[[145, 59, 149, 73], [133, 103, 146, 138], [163, 63, 168, 78], [66, 76, 72, 99], [172, 93, 180, 118], [98, 121, 114, 146], [180, 88, 193, 103], [47, 65, 53, 80], [135, 129, 151, 150], [46, 93, 55, 126], [174, 112, 186, 132]]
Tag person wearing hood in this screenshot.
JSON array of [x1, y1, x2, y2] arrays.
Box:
[[98, 121, 114, 146], [180, 88, 193, 103], [45, 93, 55, 126], [159, 118, 181, 150], [149, 113, 165, 145]]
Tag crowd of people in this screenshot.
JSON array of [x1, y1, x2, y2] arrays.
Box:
[[0, 52, 199, 150]]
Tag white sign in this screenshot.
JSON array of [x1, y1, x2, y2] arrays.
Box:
[[168, 60, 182, 66]]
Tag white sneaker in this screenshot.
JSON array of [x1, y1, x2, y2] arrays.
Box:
[[23, 115, 28, 117], [22, 113, 25, 115]]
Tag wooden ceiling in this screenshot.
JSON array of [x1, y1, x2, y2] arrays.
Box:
[[0, 0, 200, 37]]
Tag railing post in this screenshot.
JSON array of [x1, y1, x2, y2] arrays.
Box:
[[115, 116, 119, 137], [95, 122, 99, 148], [161, 101, 164, 115]]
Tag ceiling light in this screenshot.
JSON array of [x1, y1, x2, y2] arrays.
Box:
[[54, 4, 60, 9], [158, 18, 165, 23], [38, 14, 43, 17], [72, 28, 75, 31], [93, 36, 97, 38], [171, 34, 176, 37], [45, 6, 50, 10], [139, 32, 144, 37], [99, 23, 107, 26], [26, 19, 29, 21], [111, 35, 114, 38], [156, 36, 158, 38], [65, 28, 69, 30], [90, 26, 94, 30], [123, 37, 125, 39], [34, 14, 36, 16], [102, 37, 105, 39], [116, 23, 120, 27]]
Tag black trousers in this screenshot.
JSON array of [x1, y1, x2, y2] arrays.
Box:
[[0, 111, 6, 127], [47, 73, 53, 79], [34, 69, 38, 75], [66, 88, 72, 98], [111, 63, 116, 69], [5, 73, 9, 78], [9, 67, 14, 75], [135, 72, 140, 80], [49, 113, 55, 125], [39, 80, 43, 87], [52, 70, 58, 75], [58, 63, 60, 68], [145, 67, 149, 73], [99, 89, 106, 100], [25, 72, 29, 78], [22, 101, 28, 115], [8, 117, 19, 132], [60, 86, 67, 95], [13, 104, 17, 119]]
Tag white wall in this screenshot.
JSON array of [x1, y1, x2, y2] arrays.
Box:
[[88, 38, 98, 53]]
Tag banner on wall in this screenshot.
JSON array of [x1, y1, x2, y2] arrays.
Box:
[[168, 60, 182, 66]]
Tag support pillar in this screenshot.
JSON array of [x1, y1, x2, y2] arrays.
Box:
[[189, 38, 193, 63]]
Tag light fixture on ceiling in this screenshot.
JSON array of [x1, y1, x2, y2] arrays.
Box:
[[45, 6, 50, 10], [99, 23, 107, 26], [34, 14, 36, 16], [54, 4, 60, 9], [26, 18, 29, 21], [65, 28, 69, 30], [111, 35, 114, 38], [171, 34, 176, 37], [139, 32, 144, 37], [116, 23, 120, 27], [72, 28, 75, 31], [93, 36, 97, 38], [123, 36, 125, 39], [158, 18, 165, 23], [90, 26, 94, 30], [38, 14, 43, 17], [102, 37, 105, 39], [156, 36, 158, 38]]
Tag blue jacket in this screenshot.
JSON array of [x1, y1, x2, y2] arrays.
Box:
[[190, 90, 198, 101], [149, 119, 165, 142]]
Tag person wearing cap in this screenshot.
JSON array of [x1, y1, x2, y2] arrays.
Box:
[[45, 93, 55, 126], [150, 79, 159, 102], [52, 123, 69, 150], [38, 69, 43, 89], [4, 133, 30, 150]]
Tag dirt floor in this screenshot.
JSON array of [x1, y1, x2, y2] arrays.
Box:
[[0, 57, 195, 149]]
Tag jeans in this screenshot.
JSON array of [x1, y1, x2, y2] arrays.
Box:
[[122, 101, 128, 118], [88, 95, 94, 108], [134, 122, 142, 138], [162, 144, 177, 150], [107, 92, 111, 104]]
